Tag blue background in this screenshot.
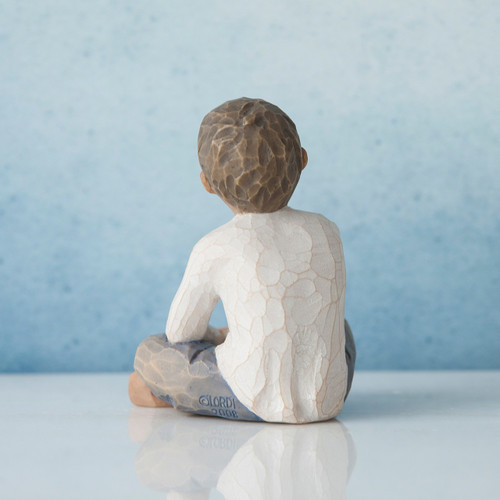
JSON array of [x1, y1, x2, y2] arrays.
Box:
[[1, 0, 499, 372]]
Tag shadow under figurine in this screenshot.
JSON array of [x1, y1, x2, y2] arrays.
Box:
[[129, 97, 356, 423]]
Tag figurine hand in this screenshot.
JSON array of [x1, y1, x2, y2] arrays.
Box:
[[202, 325, 228, 345]]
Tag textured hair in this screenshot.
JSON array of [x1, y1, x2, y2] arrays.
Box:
[[198, 97, 303, 213]]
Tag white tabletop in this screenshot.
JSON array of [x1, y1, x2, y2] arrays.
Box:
[[1, 371, 499, 499]]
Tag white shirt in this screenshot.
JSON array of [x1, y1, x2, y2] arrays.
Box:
[[166, 206, 347, 423]]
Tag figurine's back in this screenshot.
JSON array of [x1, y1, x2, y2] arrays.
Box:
[[201, 206, 348, 423]]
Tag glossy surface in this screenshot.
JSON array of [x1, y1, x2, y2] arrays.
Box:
[[1, 371, 499, 499]]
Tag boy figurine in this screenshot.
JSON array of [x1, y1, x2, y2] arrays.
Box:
[[129, 98, 356, 423]]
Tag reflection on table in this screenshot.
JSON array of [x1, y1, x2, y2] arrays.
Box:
[[129, 409, 356, 499]]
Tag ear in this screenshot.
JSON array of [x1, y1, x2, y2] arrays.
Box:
[[200, 171, 215, 194], [301, 148, 308, 170]]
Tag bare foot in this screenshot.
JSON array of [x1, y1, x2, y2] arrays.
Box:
[[128, 372, 172, 408]]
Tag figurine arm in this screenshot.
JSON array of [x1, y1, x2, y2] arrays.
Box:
[[165, 240, 222, 344]]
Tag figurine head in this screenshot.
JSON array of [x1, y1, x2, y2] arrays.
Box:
[[198, 97, 307, 214]]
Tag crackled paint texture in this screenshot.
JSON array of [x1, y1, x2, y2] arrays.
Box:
[[162, 206, 347, 423]]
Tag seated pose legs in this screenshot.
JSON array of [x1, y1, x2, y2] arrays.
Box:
[[129, 321, 356, 422]]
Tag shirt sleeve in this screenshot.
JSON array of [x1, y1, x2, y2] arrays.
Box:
[[165, 239, 220, 343]]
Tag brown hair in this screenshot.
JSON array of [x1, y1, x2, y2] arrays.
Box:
[[198, 97, 302, 213]]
